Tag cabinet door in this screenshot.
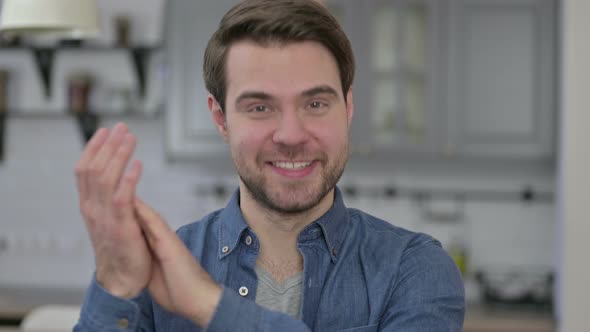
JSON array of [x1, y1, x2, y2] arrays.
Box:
[[164, 0, 239, 161], [324, 0, 372, 155], [365, 0, 442, 154], [336, 0, 441, 157], [446, 0, 556, 159]]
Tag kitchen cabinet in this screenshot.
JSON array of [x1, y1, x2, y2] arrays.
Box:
[[326, 0, 444, 156], [445, 0, 557, 160], [329, 0, 556, 160], [164, 0, 239, 161], [165, 0, 556, 162]]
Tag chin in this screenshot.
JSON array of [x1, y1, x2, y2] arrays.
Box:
[[265, 197, 327, 215], [244, 179, 334, 215], [274, 190, 327, 213]]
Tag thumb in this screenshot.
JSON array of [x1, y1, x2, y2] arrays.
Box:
[[134, 197, 178, 261]]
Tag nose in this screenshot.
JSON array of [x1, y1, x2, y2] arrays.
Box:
[[272, 109, 310, 146]]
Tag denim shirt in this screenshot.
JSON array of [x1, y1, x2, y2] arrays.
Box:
[[75, 187, 465, 331]]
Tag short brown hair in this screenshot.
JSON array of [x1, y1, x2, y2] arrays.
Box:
[[203, 0, 355, 111]]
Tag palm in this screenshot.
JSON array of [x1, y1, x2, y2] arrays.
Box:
[[92, 213, 152, 292], [75, 123, 153, 298]]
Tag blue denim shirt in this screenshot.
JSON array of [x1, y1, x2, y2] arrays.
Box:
[[75, 187, 465, 331]]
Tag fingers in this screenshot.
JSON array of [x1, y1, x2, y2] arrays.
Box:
[[112, 159, 143, 219], [135, 197, 172, 237], [75, 128, 110, 201], [134, 198, 183, 261], [88, 123, 129, 202], [104, 133, 137, 195], [148, 260, 173, 308]]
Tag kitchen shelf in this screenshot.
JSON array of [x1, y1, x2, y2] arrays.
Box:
[[0, 44, 161, 98], [2, 109, 162, 120]]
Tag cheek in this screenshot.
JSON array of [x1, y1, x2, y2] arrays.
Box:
[[228, 124, 270, 152], [308, 120, 349, 145]]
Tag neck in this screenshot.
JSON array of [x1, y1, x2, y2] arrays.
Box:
[[239, 183, 335, 273]]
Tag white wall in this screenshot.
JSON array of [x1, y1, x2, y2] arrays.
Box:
[[557, 0, 590, 330], [0, 116, 235, 288]]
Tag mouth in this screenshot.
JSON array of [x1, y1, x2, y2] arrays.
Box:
[[271, 161, 313, 170], [266, 160, 317, 178]]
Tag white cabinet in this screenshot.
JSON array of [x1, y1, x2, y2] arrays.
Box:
[[329, 0, 556, 161], [327, 0, 443, 156], [164, 0, 239, 161], [446, 0, 556, 159]]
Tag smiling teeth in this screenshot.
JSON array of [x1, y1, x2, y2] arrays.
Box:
[[273, 161, 312, 170]]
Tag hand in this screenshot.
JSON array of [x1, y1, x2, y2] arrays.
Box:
[[75, 123, 152, 299], [134, 198, 223, 328]]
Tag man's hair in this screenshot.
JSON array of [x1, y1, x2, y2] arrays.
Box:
[[203, 0, 355, 112]]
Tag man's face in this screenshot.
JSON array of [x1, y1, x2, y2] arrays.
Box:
[[211, 40, 353, 214]]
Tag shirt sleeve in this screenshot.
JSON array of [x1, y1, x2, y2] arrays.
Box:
[[74, 275, 155, 332], [206, 286, 312, 332], [378, 238, 466, 331]]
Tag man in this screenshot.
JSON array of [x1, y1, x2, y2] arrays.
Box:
[[74, 0, 465, 331]]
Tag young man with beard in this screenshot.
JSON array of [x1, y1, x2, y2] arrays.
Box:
[[74, 0, 465, 331]]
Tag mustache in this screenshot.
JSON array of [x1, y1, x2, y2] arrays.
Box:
[[258, 149, 327, 163], [266, 145, 316, 160]]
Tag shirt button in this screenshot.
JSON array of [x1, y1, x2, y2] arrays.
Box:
[[117, 318, 129, 329], [239, 286, 249, 296], [222, 246, 229, 253], [245, 235, 253, 246]]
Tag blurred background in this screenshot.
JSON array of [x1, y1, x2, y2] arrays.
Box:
[[0, 0, 587, 331]]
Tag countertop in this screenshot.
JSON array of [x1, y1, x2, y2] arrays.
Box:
[[464, 304, 555, 332], [0, 287, 84, 321]]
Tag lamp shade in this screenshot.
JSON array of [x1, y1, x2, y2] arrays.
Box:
[[0, 0, 99, 38]]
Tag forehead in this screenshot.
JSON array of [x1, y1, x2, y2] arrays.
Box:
[[225, 40, 342, 100]]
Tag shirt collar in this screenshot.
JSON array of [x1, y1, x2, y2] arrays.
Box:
[[217, 190, 249, 259], [217, 186, 350, 263], [300, 187, 349, 263]]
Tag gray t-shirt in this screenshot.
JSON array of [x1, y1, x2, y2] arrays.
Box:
[[254, 264, 303, 319]]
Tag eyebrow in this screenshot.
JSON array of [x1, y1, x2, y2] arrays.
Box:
[[234, 85, 340, 106], [301, 85, 340, 98], [235, 91, 273, 105]]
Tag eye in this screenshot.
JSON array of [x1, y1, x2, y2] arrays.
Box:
[[307, 100, 329, 112], [247, 104, 271, 113]]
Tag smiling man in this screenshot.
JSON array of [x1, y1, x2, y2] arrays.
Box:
[[74, 0, 465, 331]]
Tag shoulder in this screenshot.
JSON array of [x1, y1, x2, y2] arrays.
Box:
[[347, 207, 440, 253], [347, 208, 464, 310], [346, 208, 460, 285]]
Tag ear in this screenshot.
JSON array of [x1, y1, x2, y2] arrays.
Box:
[[208, 94, 228, 142], [345, 88, 354, 127]]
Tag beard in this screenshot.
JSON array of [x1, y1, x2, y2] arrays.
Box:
[[232, 143, 348, 215]]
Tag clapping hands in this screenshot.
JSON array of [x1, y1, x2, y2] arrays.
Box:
[[75, 123, 221, 327]]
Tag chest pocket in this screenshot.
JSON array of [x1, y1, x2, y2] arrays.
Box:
[[336, 323, 379, 332]]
